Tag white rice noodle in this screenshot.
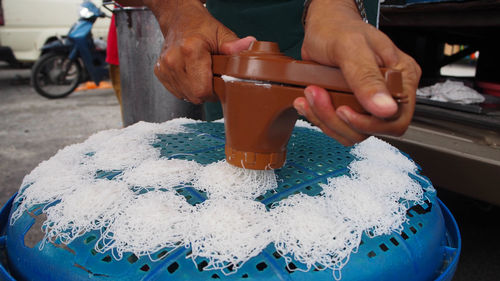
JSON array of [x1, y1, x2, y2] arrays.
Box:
[[11, 119, 428, 279]]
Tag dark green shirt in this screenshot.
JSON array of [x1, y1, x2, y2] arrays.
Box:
[[206, 0, 379, 59], [204, 0, 379, 121]]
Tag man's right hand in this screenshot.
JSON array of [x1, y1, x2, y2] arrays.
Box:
[[143, 0, 255, 104]]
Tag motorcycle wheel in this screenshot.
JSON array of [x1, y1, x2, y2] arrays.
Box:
[[32, 52, 82, 99]]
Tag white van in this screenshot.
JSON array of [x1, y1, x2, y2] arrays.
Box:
[[0, 0, 110, 65]]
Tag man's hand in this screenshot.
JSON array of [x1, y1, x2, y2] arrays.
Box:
[[294, 0, 421, 145], [143, 0, 255, 104]]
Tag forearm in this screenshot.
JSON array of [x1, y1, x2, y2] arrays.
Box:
[[142, 0, 208, 36]]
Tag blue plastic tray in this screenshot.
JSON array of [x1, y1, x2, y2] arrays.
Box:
[[0, 122, 461, 281]]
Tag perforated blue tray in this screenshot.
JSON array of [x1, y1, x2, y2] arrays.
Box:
[[0, 122, 460, 281]]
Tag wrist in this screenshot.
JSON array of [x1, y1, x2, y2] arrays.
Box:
[[304, 0, 362, 29]]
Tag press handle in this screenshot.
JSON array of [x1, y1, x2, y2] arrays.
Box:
[[212, 41, 405, 103]]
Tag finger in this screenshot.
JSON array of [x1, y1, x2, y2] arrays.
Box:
[[367, 33, 420, 101], [401, 55, 421, 98], [333, 35, 398, 119], [384, 54, 419, 127], [303, 86, 368, 143], [366, 31, 400, 68], [155, 48, 186, 100], [335, 54, 421, 137], [181, 38, 215, 103], [219, 36, 257, 55], [368, 35, 420, 109], [367, 36, 420, 135], [155, 68, 182, 101], [336, 105, 410, 136], [185, 54, 216, 103], [294, 97, 355, 146]]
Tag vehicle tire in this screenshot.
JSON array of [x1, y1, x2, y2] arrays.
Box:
[[31, 52, 82, 99]]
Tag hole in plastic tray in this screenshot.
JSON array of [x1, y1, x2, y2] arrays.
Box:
[[226, 264, 235, 273], [286, 262, 297, 273], [83, 235, 96, 245], [101, 255, 112, 263], [256, 262, 268, 271], [313, 265, 325, 272], [197, 260, 208, 272], [390, 237, 399, 246], [140, 264, 150, 272], [167, 262, 179, 274], [410, 226, 417, 234], [157, 250, 168, 259], [127, 254, 138, 264]]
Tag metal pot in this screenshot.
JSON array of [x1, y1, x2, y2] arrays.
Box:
[[114, 6, 202, 126]]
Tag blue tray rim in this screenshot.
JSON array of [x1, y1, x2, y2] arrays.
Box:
[[0, 194, 461, 281]]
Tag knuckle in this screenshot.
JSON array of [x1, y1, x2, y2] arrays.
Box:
[[344, 33, 366, 46], [340, 140, 352, 146], [339, 138, 356, 147], [181, 37, 203, 56], [381, 47, 399, 67], [162, 51, 177, 68], [403, 55, 422, 78], [180, 43, 195, 57], [328, 33, 364, 60], [413, 59, 422, 78], [335, 34, 364, 56], [190, 83, 211, 99], [396, 123, 409, 136], [392, 128, 406, 137], [353, 67, 385, 87], [353, 134, 368, 144], [163, 83, 179, 98], [388, 123, 408, 137]]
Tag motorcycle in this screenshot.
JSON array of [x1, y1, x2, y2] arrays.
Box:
[[31, 1, 108, 99]]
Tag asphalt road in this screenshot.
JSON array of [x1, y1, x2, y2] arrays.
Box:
[[0, 63, 498, 280], [0, 63, 122, 206]]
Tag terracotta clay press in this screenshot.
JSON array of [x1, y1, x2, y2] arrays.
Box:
[[212, 41, 404, 170]]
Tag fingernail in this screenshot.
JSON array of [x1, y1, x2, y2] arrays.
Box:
[[304, 88, 315, 106], [372, 93, 397, 111], [294, 101, 305, 116], [337, 108, 350, 124]]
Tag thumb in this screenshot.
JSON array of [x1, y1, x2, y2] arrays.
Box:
[[339, 56, 398, 118], [219, 36, 256, 55]]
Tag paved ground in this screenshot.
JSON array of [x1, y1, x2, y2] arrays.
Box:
[[0, 63, 498, 280], [0, 64, 122, 205]]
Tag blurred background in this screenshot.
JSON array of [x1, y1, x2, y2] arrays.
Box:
[[1, 0, 499, 280]]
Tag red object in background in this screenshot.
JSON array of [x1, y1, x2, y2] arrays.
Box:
[[106, 1, 144, 65], [477, 81, 500, 97], [106, 15, 119, 65]]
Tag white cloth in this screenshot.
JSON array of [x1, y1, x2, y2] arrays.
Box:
[[417, 80, 485, 104]]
